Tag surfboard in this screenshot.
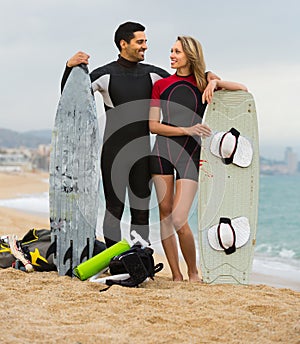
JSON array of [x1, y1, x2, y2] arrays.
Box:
[[49, 65, 100, 276], [198, 90, 259, 284]]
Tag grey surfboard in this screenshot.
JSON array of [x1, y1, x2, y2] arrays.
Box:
[[49, 65, 100, 276], [198, 90, 259, 284]]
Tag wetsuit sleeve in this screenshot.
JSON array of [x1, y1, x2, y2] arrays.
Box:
[[149, 67, 169, 85], [153, 66, 170, 79], [61, 64, 73, 93], [90, 67, 108, 92], [150, 81, 161, 107], [61, 64, 107, 95]]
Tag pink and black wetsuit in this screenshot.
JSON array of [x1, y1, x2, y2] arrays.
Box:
[[150, 73, 207, 182]]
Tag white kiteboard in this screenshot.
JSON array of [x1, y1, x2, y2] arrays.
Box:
[[198, 90, 259, 284], [48, 65, 100, 276]]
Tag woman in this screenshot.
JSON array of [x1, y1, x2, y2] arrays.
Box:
[[149, 36, 247, 282]]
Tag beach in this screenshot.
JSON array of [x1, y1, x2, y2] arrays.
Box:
[[0, 171, 299, 343]]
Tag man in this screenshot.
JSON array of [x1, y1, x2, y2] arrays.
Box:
[[61, 22, 217, 248]]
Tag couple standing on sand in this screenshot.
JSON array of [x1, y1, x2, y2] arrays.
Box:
[[61, 21, 247, 282]]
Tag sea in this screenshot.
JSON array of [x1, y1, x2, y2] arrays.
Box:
[[0, 175, 299, 290]]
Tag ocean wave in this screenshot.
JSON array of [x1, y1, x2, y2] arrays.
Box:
[[279, 248, 296, 259], [255, 243, 299, 260]]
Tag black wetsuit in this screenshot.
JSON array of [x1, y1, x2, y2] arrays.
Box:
[[61, 56, 169, 247], [150, 73, 207, 181]]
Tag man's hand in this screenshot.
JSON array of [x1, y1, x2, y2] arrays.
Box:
[[66, 51, 90, 67]]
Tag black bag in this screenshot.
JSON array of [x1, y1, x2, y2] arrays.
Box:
[[107, 245, 163, 288], [0, 239, 15, 268]]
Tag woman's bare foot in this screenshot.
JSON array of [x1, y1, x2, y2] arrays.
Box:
[[172, 273, 184, 282], [188, 273, 203, 283]]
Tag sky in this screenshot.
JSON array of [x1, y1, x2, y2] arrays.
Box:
[[0, 0, 299, 159]]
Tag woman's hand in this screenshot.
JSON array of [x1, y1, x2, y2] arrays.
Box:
[[202, 79, 248, 104], [202, 80, 218, 104], [184, 123, 212, 137]]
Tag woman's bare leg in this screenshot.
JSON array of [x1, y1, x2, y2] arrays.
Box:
[[172, 179, 202, 282], [152, 174, 183, 281]]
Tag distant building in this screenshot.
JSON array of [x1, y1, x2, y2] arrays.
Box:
[[260, 147, 299, 175], [0, 150, 32, 172], [32, 144, 50, 171], [0, 145, 50, 172]]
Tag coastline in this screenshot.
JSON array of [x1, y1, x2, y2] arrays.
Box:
[[1, 205, 299, 291], [0, 172, 50, 236], [0, 171, 300, 343], [0, 171, 299, 291]]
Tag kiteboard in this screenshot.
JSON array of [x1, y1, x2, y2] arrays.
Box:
[[198, 90, 259, 284], [49, 65, 100, 276]]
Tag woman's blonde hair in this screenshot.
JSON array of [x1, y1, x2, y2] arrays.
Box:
[[177, 36, 207, 92]]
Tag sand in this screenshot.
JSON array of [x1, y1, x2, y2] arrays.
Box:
[[0, 171, 299, 344]]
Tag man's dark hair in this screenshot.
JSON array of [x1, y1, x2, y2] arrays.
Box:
[[114, 22, 145, 51]]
